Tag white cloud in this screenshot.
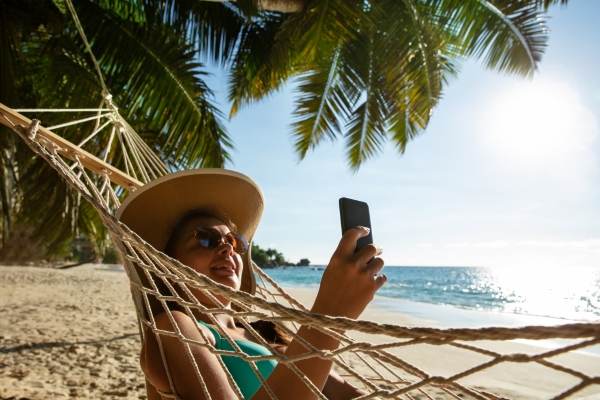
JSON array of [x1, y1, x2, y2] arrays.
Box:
[[446, 242, 471, 247], [518, 239, 600, 249], [474, 241, 509, 248], [446, 241, 510, 248]]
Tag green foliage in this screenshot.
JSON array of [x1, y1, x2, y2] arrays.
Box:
[[102, 245, 121, 264], [227, 0, 566, 171], [0, 0, 235, 258], [251, 243, 287, 267], [0, 0, 569, 259]]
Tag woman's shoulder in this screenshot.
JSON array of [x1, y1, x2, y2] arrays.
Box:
[[153, 310, 217, 346]]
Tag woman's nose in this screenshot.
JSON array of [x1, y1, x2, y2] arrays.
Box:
[[216, 239, 234, 254]]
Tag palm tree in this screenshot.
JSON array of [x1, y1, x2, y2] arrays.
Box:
[[0, 0, 238, 257], [226, 0, 570, 170], [0, 0, 569, 259]]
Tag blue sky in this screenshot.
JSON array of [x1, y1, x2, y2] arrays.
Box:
[[206, 1, 600, 267]]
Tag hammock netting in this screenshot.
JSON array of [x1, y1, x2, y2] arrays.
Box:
[[2, 100, 600, 400], [1, 2, 599, 396]]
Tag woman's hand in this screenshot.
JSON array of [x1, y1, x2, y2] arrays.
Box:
[[312, 226, 386, 320]]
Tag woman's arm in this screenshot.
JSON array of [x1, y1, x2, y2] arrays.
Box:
[[323, 371, 368, 400], [142, 227, 384, 400], [252, 226, 385, 400], [142, 311, 240, 399]]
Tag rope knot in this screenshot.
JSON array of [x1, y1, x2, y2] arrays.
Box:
[[428, 376, 447, 385], [102, 91, 118, 111], [71, 151, 87, 160], [27, 119, 40, 140], [502, 353, 532, 363]]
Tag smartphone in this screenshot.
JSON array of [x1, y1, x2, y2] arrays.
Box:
[[339, 197, 373, 253]]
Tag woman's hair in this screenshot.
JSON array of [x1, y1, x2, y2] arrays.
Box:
[[248, 320, 291, 346], [164, 210, 292, 346]]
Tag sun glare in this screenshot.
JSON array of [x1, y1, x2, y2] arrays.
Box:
[[480, 80, 597, 172]]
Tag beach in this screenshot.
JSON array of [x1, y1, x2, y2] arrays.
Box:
[[0, 266, 143, 399], [1, 265, 599, 399]]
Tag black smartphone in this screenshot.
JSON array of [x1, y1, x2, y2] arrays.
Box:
[[339, 197, 373, 253]]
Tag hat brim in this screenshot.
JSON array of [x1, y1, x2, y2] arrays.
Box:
[[116, 169, 264, 295]]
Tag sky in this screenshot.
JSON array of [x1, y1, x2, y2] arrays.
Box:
[[204, 0, 600, 267]]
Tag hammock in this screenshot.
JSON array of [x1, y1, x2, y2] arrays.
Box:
[[2, 102, 600, 400], [1, 2, 599, 398]]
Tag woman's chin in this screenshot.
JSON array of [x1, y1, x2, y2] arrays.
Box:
[[210, 274, 241, 289]]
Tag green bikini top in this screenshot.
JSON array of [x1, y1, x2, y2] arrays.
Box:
[[197, 320, 278, 399]]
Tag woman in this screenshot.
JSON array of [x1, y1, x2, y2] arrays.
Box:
[[116, 169, 386, 400]]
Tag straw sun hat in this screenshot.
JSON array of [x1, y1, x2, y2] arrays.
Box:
[[116, 169, 265, 295]]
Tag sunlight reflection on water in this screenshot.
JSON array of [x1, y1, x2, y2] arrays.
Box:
[[488, 266, 600, 321], [266, 266, 600, 321]]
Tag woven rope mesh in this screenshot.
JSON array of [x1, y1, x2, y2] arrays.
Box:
[[2, 108, 599, 399]]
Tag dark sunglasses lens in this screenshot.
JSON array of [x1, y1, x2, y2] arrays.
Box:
[[194, 227, 219, 249], [195, 226, 214, 249], [227, 233, 249, 255], [195, 227, 248, 255]]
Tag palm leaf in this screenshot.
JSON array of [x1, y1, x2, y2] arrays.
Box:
[[73, 0, 233, 168], [382, 0, 458, 154], [154, 0, 246, 66], [433, 0, 552, 76], [2, 0, 237, 256], [227, 12, 295, 117], [341, 11, 390, 171], [291, 0, 363, 62], [290, 48, 352, 159]]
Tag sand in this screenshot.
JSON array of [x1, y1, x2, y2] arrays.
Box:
[[1, 266, 599, 399], [0, 266, 143, 399]]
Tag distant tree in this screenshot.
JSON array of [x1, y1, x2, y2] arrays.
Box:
[[251, 244, 270, 267], [252, 243, 289, 267], [265, 248, 276, 260]]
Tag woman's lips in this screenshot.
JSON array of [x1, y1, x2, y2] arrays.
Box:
[[210, 262, 237, 276]]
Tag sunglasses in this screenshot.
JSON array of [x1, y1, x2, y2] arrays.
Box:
[[192, 226, 249, 255]]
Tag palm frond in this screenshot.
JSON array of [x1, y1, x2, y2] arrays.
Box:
[[158, 0, 246, 66], [382, 0, 458, 153], [73, 0, 233, 168], [341, 17, 389, 171], [432, 0, 550, 76], [1, 0, 238, 256], [227, 12, 294, 117], [291, 0, 363, 62], [290, 48, 353, 159]]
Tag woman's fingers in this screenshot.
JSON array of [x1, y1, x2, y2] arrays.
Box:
[[334, 226, 371, 256], [314, 227, 387, 320], [355, 243, 382, 265], [366, 255, 385, 275], [374, 273, 388, 290]]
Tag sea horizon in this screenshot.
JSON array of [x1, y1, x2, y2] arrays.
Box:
[[265, 265, 600, 323]]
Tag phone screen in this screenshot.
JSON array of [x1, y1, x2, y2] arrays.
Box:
[[339, 197, 373, 253]]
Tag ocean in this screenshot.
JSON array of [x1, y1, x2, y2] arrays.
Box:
[[263, 266, 600, 323]]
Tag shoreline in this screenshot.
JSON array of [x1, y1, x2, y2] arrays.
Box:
[[278, 281, 600, 328], [2, 266, 599, 399], [283, 286, 600, 357], [88, 262, 600, 325]]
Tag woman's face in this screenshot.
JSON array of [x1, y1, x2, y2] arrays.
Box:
[[172, 216, 244, 306]]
